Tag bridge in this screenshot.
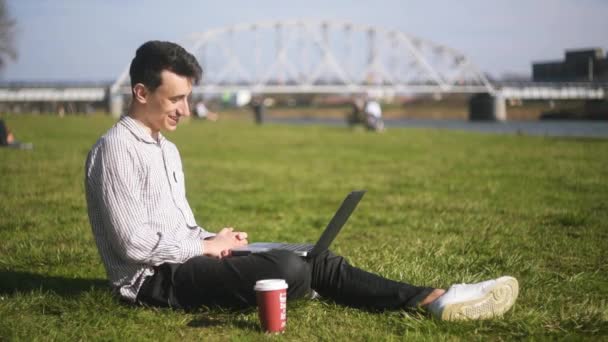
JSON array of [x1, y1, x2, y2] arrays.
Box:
[[2, 20, 606, 120], [112, 19, 496, 96], [107, 20, 604, 120]]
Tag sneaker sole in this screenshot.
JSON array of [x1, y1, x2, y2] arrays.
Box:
[[440, 276, 519, 321]]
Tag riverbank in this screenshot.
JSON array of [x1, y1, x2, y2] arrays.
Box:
[[265, 117, 608, 138], [217, 97, 604, 121]]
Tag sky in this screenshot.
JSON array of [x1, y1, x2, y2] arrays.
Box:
[[3, 0, 608, 82]]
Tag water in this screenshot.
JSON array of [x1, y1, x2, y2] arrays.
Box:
[[267, 117, 608, 139]]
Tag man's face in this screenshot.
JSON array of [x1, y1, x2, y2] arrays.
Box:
[[138, 70, 193, 133]]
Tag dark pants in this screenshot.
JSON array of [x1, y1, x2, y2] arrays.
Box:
[[137, 250, 433, 311]]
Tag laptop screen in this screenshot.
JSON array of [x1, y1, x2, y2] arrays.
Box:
[[308, 190, 365, 257]]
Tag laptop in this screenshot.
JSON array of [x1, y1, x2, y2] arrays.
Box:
[[231, 190, 365, 258]]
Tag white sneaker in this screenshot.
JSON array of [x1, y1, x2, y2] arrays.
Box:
[[427, 276, 519, 321]]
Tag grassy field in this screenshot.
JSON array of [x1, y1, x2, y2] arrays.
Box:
[[1, 114, 607, 341]]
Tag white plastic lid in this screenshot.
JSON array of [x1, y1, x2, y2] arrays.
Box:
[[254, 279, 288, 291]]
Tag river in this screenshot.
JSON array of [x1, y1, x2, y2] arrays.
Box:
[[266, 117, 608, 139]]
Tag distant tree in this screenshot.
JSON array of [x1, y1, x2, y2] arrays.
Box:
[[0, 0, 16, 70]]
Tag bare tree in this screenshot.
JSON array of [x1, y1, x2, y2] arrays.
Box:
[[0, 0, 16, 70]]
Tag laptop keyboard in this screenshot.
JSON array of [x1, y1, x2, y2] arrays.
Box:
[[280, 243, 313, 252]]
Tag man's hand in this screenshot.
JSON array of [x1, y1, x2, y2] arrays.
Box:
[[202, 227, 248, 258]]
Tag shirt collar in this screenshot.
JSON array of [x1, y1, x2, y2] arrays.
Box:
[[119, 115, 165, 144]]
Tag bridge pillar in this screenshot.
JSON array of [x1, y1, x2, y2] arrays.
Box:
[[584, 99, 608, 119], [469, 93, 506, 121], [108, 91, 124, 118]]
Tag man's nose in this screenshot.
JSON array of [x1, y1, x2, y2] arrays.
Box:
[[178, 98, 191, 117]]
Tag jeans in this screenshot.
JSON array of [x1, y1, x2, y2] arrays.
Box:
[[137, 250, 433, 311]]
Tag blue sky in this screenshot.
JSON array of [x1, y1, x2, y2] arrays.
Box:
[[3, 0, 608, 81]]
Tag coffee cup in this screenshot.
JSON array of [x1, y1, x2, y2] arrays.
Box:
[[254, 279, 288, 333]]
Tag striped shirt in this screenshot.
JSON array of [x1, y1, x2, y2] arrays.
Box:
[[85, 115, 215, 302]]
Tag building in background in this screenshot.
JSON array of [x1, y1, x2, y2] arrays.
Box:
[[533, 48, 608, 82]]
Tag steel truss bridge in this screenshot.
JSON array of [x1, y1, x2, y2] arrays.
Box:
[[112, 19, 496, 96]]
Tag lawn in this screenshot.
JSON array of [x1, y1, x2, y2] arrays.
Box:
[[1, 114, 607, 340]]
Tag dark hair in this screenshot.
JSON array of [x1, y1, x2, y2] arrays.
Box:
[[129, 41, 202, 92]]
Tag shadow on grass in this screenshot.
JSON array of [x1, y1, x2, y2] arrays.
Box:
[[187, 315, 259, 331], [0, 270, 107, 296], [184, 296, 326, 332]]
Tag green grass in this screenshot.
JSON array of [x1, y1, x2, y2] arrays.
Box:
[[1, 114, 607, 340]]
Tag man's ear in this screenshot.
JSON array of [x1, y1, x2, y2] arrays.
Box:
[[132, 83, 148, 104]]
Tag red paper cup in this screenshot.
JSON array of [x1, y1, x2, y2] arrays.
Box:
[[254, 279, 288, 333]]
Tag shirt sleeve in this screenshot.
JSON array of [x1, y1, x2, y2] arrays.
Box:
[[93, 138, 203, 265], [197, 227, 216, 240]]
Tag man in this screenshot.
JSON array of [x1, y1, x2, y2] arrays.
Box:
[[195, 100, 218, 121], [85, 41, 518, 320], [363, 98, 385, 132], [0, 119, 33, 149]]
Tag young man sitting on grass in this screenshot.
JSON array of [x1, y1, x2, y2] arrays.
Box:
[[84, 40, 519, 321]]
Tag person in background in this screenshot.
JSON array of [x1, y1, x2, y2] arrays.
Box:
[[347, 97, 365, 127], [249, 97, 265, 125], [363, 98, 385, 132], [0, 119, 33, 150], [195, 100, 218, 121]]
